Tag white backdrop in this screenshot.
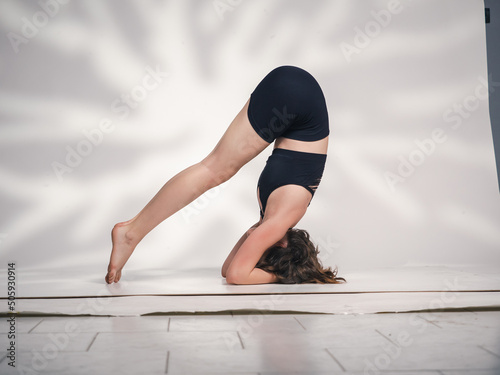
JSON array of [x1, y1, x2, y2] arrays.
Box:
[[0, 0, 499, 275]]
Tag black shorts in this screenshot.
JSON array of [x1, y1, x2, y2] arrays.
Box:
[[248, 65, 329, 143], [257, 148, 327, 219]]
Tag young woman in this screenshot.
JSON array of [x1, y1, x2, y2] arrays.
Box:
[[105, 65, 345, 285]]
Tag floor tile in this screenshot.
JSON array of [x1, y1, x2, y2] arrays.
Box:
[[294, 312, 416, 331], [0, 317, 43, 333], [479, 344, 500, 357], [167, 347, 342, 373], [329, 343, 500, 371], [32, 316, 169, 333], [376, 319, 500, 347], [233, 314, 305, 335], [418, 311, 500, 330], [242, 328, 389, 350], [169, 314, 237, 331], [0, 332, 96, 352], [167, 312, 307, 334], [90, 331, 242, 352], [0, 350, 167, 375]]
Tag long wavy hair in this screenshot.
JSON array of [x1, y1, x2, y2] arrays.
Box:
[[255, 228, 346, 284]]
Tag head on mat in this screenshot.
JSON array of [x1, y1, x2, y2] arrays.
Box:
[[255, 228, 345, 284]]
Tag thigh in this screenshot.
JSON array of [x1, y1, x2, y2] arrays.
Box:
[[201, 98, 271, 179]]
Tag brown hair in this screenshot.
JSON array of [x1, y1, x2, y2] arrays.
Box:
[[255, 228, 346, 284]]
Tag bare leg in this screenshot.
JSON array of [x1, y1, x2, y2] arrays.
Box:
[[105, 98, 269, 283]]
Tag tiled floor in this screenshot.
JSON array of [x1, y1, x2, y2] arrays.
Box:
[[0, 310, 499, 374]]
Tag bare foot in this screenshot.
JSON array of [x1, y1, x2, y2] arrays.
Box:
[[105, 221, 138, 284]]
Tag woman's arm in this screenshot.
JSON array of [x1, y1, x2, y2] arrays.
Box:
[[235, 264, 278, 284], [225, 219, 288, 285], [221, 221, 261, 277], [225, 184, 310, 285]]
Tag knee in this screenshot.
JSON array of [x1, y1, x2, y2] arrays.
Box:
[[200, 155, 239, 188]]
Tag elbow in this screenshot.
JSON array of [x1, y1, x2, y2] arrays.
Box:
[[221, 261, 230, 278], [225, 269, 246, 285]]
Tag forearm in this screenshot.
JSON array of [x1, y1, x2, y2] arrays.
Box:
[[228, 267, 278, 285], [222, 232, 247, 277], [225, 220, 289, 285], [222, 222, 260, 277]]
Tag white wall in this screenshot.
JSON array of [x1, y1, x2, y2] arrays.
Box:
[[0, 0, 498, 274]]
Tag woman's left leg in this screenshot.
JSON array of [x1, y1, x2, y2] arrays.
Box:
[[106, 98, 270, 283]]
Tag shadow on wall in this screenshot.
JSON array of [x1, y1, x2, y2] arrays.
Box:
[[0, 0, 499, 273]]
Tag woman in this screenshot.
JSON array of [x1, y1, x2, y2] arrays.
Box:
[[105, 65, 345, 285]]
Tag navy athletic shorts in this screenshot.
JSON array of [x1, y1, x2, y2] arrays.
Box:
[[248, 65, 329, 143]]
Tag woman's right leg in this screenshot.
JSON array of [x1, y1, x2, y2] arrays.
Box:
[[105, 98, 270, 283]]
